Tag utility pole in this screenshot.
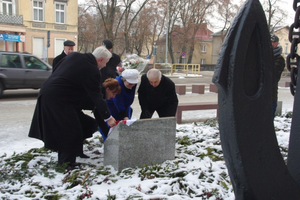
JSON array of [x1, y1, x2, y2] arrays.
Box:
[[165, 0, 169, 64]]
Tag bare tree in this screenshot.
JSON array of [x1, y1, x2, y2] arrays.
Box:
[[166, 0, 216, 63], [120, 0, 150, 54], [130, 0, 166, 56], [214, 0, 240, 40], [262, 0, 287, 32], [78, 6, 103, 52], [86, 0, 120, 43], [82, 0, 150, 55]]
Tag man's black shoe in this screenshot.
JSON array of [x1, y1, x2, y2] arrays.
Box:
[[79, 153, 90, 158], [66, 162, 82, 170]]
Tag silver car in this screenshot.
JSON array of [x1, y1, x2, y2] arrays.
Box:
[[0, 51, 52, 98]]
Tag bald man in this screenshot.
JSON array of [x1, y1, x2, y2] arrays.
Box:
[[138, 68, 178, 119]]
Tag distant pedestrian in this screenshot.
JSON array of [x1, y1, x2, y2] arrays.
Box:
[[271, 34, 285, 117], [52, 40, 75, 72], [100, 39, 122, 84], [138, 68, 178, 119], [29, 45, 116, 170]]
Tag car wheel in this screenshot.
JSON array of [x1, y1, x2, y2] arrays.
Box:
[[0, 82, 3, 99]]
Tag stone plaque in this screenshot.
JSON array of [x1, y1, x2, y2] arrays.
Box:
[[104, 117, 176, 171]]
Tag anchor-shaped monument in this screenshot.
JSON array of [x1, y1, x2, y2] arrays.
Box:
[[213, 0, 300, 199]]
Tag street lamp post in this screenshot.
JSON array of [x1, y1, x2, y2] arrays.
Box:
[[153, 43, 157, 64], [165, 0, 169, 64]]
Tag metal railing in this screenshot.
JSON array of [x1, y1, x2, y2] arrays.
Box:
[[172, 63, 200, 75], [153, 63, 172, 74], [0, 14, 23, 25], [154, 63, 201, 75]]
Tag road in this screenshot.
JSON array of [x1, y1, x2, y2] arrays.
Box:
[[0, 71, 291, 100], [0, 71, 295, 156]]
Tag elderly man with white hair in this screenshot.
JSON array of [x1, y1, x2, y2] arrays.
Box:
[[138, 68, 178, 119], [29, 45, 116, 170]]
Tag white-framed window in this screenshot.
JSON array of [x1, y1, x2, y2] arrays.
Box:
[[55, 3, 65, 24], [54, 38, 65, 56], [201, 45, 206, 53], [201, 59, 206, 64], [32, 37, 44, 59], [2, 0, 13, 15], [33, 1, 44, 22]]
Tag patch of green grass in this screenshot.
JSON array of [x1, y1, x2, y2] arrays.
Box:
[[177, 135, 191, 146]]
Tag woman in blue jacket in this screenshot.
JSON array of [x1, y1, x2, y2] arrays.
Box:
[[106, 69, 139, 120]]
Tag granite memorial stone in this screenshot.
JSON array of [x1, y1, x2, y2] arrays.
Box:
[[104, 117, 176, 171]]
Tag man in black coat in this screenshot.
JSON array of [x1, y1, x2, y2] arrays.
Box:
[[52, 40, 75, 72], [100, 39, 122, 84], [28, 45, 116, 169], [271, 34, 285, 117], [138, 68, 178, 119]]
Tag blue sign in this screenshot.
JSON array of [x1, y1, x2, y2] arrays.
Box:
[[181, 52, 186, 57], [0, 34, 25, 42]]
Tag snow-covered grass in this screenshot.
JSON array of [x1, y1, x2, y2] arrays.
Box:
[[0, 114, 292, 200]]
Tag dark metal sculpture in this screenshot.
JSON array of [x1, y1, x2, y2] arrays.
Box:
[[287, 0, 300, 186], [212, 0, 300, 199]]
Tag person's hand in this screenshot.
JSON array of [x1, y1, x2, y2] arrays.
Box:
[[107, 117, 116, 127], [123, 117, 129, 120]]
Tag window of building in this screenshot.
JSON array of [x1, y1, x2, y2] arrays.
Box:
[[285, 43, 288, 54], [55, 3, 65, 24], [201, 59, 206, 64], [2, 0, 13, 15], [201, 45, 206, 53], [33, 1, 44, 22]]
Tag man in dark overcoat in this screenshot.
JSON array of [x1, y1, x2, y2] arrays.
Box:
[[52, 40, 75, 72], [138, 68, 178, 119], [28, 45, 116, 169], [100, 39, 122, 84], [270, 34, 285, 117]]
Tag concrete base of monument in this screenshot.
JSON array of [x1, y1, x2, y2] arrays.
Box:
[[104, 117, 176, 171]]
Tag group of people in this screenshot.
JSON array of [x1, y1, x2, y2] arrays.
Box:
[[28, 39, 178, 170], [28, 33, 284, 170]]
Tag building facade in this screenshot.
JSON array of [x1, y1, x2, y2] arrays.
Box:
[[0, 0, 78, 61], [156, 23, 213, 65], [273, 26, 289, 57], [211, 26, 290, 65]]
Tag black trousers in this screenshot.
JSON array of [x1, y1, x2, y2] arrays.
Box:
[[58, 150, 76, 165], [77, 111, 98, 155]]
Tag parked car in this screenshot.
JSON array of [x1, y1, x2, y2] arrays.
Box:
[[0, 51, 52, 98]]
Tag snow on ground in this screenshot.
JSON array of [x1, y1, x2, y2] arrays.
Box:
[[0, 114, 293, 199], [0, 84, 295, 199]]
